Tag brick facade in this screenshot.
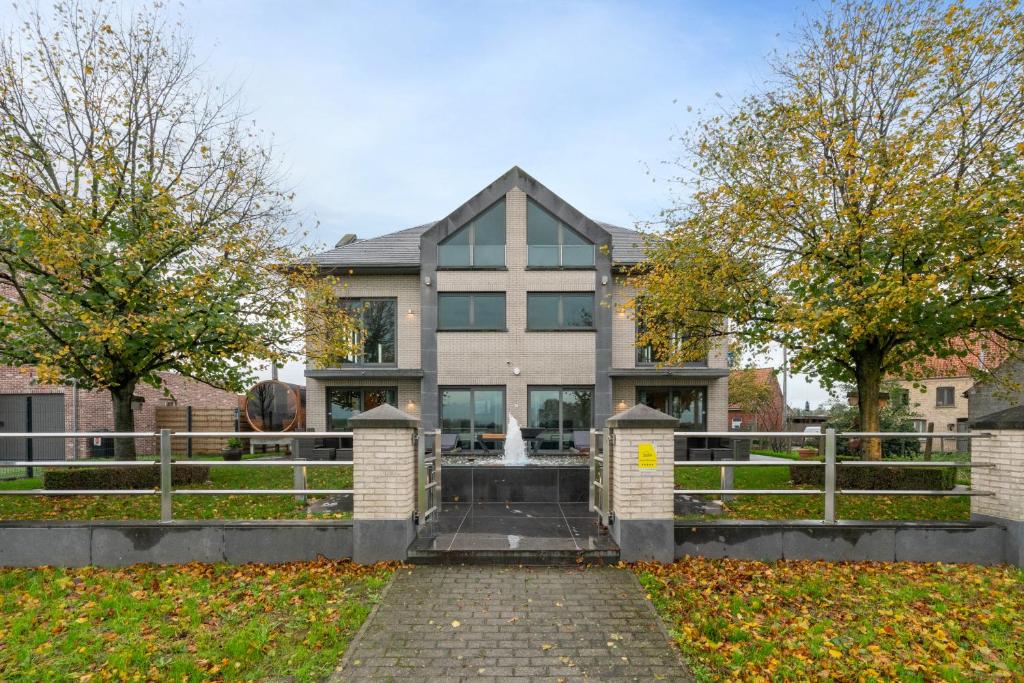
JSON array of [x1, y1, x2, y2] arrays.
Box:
[[609, 426, 675, 520], [352, 425, 416, 521], [0, 366, 239, 456], [971, 430, 1024, 522], [896, 376, 974, 452]]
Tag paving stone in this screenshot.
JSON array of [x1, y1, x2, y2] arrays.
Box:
[[332, 565, 692, 682]]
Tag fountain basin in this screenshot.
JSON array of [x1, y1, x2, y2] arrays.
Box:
[[441, 460, 589, 504]]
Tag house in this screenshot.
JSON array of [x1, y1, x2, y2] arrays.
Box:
[[892, 339, 1005, 451], [0, 366, 240, 459], [728, 368, 784, 431], [303, 167, 729, 451]]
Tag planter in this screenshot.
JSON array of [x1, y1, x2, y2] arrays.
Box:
[[797, 448, 819, 460], [222, 448, 243, 461]]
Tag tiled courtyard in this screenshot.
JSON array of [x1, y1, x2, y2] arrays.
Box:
[[332, 565, 693, 682]]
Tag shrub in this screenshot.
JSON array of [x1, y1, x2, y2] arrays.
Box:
[[43, 464, 211, 490], [790, 462, 956, 490]]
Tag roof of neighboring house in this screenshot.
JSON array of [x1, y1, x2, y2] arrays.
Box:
[[306, 168, 649, 270], [898, 335, 1010, 380]]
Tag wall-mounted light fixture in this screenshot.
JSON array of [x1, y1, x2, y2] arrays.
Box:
[[601, 275, 608, 286], [406, 308, 415, 317], [423, 275, 431, 286], [407, 401, 417, 412]]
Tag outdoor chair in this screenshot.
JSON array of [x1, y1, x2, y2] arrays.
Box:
[[439, 433, 460, 453], [571, 430, 590, 455]]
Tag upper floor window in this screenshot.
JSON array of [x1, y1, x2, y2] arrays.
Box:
[[438, 293, 506, 331], [936, 386, 955, 407], [527, 292, 594, 330], [438, 199, 506, 268], [341, 298, 396, 365], [527, 199, 595, 268], [634, 301, 707, 366]]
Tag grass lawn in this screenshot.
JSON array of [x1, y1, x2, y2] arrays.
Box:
[[0, 559, 393, 682], [0, 457, 352, 520], [675, 465, 970, 521], [636, 558, 1024, 682]]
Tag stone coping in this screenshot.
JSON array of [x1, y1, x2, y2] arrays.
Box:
[[0, 519, 354, 528], [675, 519, 1003, 530]]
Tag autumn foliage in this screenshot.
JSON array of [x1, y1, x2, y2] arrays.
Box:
[[632, 0, 1024, 457]]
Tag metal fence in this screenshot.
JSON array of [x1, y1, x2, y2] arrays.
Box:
[[672, 429, 994, 523], [0, 430, 355, 522]]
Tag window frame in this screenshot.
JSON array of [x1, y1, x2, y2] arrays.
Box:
[[936, 386, 955, 407], [438, 385, 507, 453], [526, 292, 596, 331], [635, 386, 708, 431], [437, 199, 507, 269], [437, 292, 507, 331], [526, 198, 596, 269], [340, 297, 398, 366], [527, 385, 595, 452], [634, 298, 708, 367], [325, 386, 398, 431]]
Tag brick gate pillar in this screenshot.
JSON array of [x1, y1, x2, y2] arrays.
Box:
[[970, 407, 1024, 567], [349, 404, 419, 564], [607, 404, 678, 563]]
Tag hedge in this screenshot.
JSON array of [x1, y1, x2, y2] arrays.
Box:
[[43, 464, 211, 490], [790, 462, 956, 491]]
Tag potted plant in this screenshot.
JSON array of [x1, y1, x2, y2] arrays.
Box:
[[797, 446, 819, 460], [222, 437, 244, 461]]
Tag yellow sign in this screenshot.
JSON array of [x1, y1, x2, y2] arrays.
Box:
[[638, 442, 657, 469]]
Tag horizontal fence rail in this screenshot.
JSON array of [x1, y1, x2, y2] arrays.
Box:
[[0, 430, 359, 522], [671, 429, 995, 523]]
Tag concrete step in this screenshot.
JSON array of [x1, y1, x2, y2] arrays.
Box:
[[406, 546, 620, 566]]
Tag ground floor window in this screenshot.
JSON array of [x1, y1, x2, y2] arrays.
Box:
[[636, 386, 706, 430], [528, 386, 593, 451], [440, 387, 505, 452], [326, 387, 397, 430]]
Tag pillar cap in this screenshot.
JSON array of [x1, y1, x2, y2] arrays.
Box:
[[348, 403, 420, 429], [607, 403, 679, 428]]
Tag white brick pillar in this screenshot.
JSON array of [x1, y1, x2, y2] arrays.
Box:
[[348, 404, 418, 563], [970, 408, 1024, 567], [607, 403, 677, 562]]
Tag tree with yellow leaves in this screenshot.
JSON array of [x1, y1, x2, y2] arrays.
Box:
[[632, 0, 1024, 458], [0, 2, 355, 457]]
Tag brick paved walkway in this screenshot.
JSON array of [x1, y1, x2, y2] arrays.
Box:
[[331, 565, 693, 682]]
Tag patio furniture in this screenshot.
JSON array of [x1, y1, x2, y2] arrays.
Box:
[[439, 433, 460, 453]]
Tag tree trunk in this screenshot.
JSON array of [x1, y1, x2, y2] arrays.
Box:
[[854, 351, 883, 460], [110, 382, 138, 460]]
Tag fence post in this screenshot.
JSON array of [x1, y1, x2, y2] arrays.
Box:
[[291, 437, 306, 503], [824, 427, 836, 524], [160, 428, 172, 523], [720, 464, 735, 502]]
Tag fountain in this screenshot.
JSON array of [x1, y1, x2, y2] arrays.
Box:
[[503, 413, 529, 465]]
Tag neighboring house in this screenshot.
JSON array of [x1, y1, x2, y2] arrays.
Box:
[[728, 368, 784, 431], [304, 167, 729, 451], [893, 343, 995, 451], [0, 366, 240, 458]]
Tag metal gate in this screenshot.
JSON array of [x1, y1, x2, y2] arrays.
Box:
[[417, 429, 442, 528], [589, 428, 611, 526], [0, 394, 65, 478]]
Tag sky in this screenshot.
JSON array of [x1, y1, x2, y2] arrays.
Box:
[[3, 0, 835, 408]]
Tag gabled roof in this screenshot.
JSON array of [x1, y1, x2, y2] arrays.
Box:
[[306, 167, 647, 271]]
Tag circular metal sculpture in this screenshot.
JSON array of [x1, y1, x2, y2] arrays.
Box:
[[244, 380, 306, 432]]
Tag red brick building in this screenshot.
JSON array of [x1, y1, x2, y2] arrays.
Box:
[[728, 368, 785, 431], [0, 366, 240, 457]]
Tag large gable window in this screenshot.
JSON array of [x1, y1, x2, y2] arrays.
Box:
[[438, 199, 506, 268], [527, 198, 595, 268]]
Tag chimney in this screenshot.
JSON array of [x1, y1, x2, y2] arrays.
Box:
[[335, 233, 357, 248]]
